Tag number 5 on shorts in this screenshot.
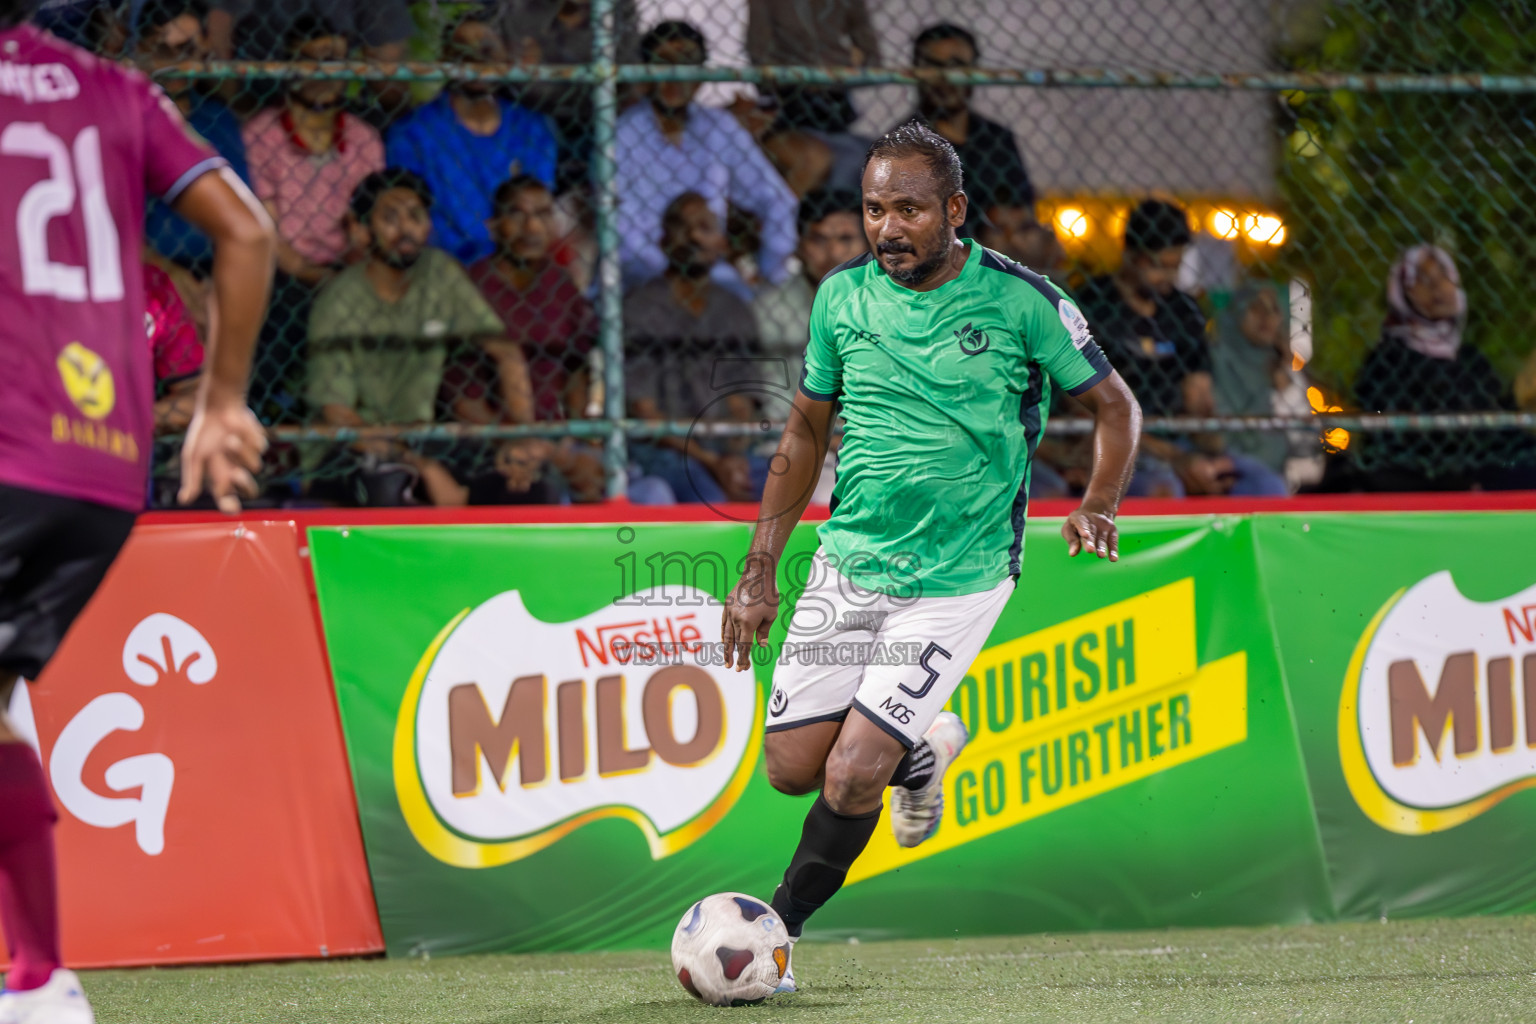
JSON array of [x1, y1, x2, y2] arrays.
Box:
[[899, 642, 952, 700]]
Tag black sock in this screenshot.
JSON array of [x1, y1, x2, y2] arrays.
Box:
[[769, 794, 881, 936], [887, 740, 936, 791]]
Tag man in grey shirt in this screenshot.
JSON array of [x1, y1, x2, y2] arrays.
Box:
[[624, 192, 766, 504]]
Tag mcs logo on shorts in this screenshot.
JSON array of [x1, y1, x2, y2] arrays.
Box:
[[1341, 571, 1536, 834], [395, 588, 761, 868]]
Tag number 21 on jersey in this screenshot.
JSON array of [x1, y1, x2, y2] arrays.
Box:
[[1, 121, 123, 303]]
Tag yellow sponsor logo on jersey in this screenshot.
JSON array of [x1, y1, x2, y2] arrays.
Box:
[[56, 340, 115, 420]]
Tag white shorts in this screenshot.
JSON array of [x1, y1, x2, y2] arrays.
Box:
[[766, 549, 1014, 748]]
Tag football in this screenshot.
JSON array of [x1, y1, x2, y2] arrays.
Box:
[[670, 892, 792, 1006]]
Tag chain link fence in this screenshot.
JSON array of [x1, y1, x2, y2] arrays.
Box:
[[37, 0, 1536, 506]]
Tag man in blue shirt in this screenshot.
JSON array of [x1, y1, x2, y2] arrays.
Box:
[[386, 11, 558, 265], [136, 0, 251, 273], [614, 20, 797, 297]]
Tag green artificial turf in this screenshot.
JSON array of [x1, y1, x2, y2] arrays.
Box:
[[87, 915, 1536, 1023]]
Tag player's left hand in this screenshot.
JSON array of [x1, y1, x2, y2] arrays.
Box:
[[1062, 505, 1118, 561], [179, 395, 268, 514]]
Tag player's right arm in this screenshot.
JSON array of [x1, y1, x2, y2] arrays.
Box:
[[722, 390, 836, 673], [722, 283, 842, 672], [169, 167, 276, 512]]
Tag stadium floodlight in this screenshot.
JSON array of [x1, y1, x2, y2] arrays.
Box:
[[1243, 213, 1286, 245], [1054, 206, 1089, 238], [1209, 209, 1240, 239]]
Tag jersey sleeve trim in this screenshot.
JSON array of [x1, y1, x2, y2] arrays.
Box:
[[797, 365, 839, 402], [1063, 364, 1112, 396], [162, 156, 229, 206]]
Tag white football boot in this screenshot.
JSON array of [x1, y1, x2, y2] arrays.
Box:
[[889, 711, 969, 848], [773, 934, 799, 995], [0, 969, 94, 1024]]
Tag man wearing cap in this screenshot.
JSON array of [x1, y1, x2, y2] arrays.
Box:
[[305, 168, 534, 504]]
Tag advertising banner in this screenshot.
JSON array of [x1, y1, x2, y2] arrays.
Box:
[[1252, 513, 1536, 921], [2, 522, 383, 968], [310, 517, 1332, 955]]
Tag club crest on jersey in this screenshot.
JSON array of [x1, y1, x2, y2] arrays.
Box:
[[1059, 301, 1094, 351], [56, 341, 115, 419], [954, 323, 991, 356]]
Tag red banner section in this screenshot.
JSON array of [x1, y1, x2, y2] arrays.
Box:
[[2, 522, 383, 968]]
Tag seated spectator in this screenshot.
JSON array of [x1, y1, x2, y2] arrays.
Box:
[[145, 261, 204, 434], [614, 20, 798, 297], [753, 187, 865, 391], [242, 14, 384, 419], [136, 0, 249, 274], [1212, 284, 1318, 490], [1078, 200, 1287, 497], [386, 11, 558, 265], [746, 0, 879, 133], [305, 170, 534, 505], [1355, 245, 1536, 490], [412, 439, 566, 506], [206, 0, 413, 116], [624, 192, 766, 504], [905, 23, 1035, 240], [495, 0, 642, 193], [730, 96, 870, 198], [462, 174, 606, 501], [975, 185, 1063, 283]]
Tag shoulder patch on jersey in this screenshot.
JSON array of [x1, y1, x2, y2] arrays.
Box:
[[1058, 299, 1093, 350], [818, 250, 875, 288]]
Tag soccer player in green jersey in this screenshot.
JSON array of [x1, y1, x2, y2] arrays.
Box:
[[721, 121, 1141, 992]]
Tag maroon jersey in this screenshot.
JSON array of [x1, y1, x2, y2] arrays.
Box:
[[0, 25, 223, 511]]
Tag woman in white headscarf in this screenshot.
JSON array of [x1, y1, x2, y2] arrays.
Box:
[[1355, 244, 1531, 489]]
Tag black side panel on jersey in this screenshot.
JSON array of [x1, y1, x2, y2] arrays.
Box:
[[978, 249, 1115, 394]]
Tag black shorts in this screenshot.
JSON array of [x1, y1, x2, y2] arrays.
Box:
[[0, 483, 136, 680]]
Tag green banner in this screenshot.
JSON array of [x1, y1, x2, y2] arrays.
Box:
[[310, 517, 1339, 955], [1251, 513, 1536, 921]]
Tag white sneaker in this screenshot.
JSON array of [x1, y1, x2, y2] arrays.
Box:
[[773, 934, 798, 995], [889, 712, 969, 848], [0, 969, 94, 1024]]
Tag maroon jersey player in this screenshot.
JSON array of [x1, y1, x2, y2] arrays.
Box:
[[0, 6, 275, 1021]]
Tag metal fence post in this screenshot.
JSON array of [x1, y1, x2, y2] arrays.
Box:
[[590, 0, 626, 499]]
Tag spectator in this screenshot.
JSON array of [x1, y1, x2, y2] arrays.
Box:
[[614, 20, 798, 297], [136, 0, 249, 273], [624, 192, 766, 504], [1355, 245, 1536, 490], [495, 0, 642, 192], [1211, 284, 1317, 489], [1078, 200, 1287, 497], [976, 185, 1063, 283], [306, 170, 534, 505], [242, 14, 384, 419], [412, 438, 566, 506], [906, 23, 1034, 239], [746, 0, 879, 133], [463, 175, 606, 501], [145, 262, 204, 434], [753, 187, 865, 391], [386, 11, 558, 265], [206, 0, 413, 116]]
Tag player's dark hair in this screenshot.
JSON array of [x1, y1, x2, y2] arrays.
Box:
[[1124, 199, 1193, 253], [862, 119, 965, 200], [491, 174, 550, 217], [138, 0, 208, 33], [641, 20, 707, 64], [0, 0, 38, 29], [913, 22, 979, 63], [350, 168, 435, 223], [285, 12, 341, 54], [797, 187, 862, 236]]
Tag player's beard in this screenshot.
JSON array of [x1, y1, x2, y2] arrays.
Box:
[[879, 241, 948, 286]]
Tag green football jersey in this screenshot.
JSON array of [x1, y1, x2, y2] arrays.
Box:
[[801, 242, 1113, 597]]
